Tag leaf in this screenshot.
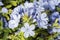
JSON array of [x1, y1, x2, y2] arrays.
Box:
[[3, 31, 9, 40], [8, 9, 12, 13], [53, 33, 58, 38], [53, 19, 60, 28], [5, 5, 12, 8], [10, 1, 17, 6], [0, 20, 3, 30], [0, 39, 2, 40], [47, 36, 54, 40], [0, 7, 2, 11], [36, 37, 44, 40], [56, 7, 60, 12], [25, 37, 33, 40], [17, 0, 24, 3], [2, 0, 10, 4], [53, 23, 59, 27], [8, 9, 12, 14], [30, 0, 33, 2], [8, 35, 16, 40], [34, 28, 48, 38], [2, 14, 10, 20]]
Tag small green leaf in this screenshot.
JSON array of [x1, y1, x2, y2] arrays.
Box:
[[56, 7, 60, 12], [3, 32, 9, 40], [30, 0, 33, 2], [10, 1, 17, 6], [25, 37, 33, 40], [37, 37, 44, 40], [0, 20, 3, 30], [5, 5, 12, 8], [7, 9, 12, 15], [2, 13, 10, 20], [48, 36, 54, 40], [0, 7, 2, 11], [53, 19, 60, 28]]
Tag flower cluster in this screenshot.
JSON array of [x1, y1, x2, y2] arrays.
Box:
[[8, 0, 60, 39], [1, 0, 60, 40]]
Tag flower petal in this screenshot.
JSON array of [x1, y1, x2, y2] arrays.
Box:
[[57, 28, 60, 33], [20, 27, 26, 32], [2, 7, 8, 13], [0, 2, 4, 6], [8, 20, 18, 29], [52, 28, 57, 32], [24, 23, 30, 29], [30, 25, 35, 30], [24, 32, 29, 38], [29, 31, 35, 36]]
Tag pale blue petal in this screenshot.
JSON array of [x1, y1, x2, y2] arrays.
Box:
[[29, 31, 35, 36], [20, 27, 26, 32], [24, 23, 30, 29], [0, 2, 4, 6], [57, 28, 60, 32], [24, 32, 29, 38], [8, 20, 18, 29], [2, 7, 8, 13], [52, 28, 57, 32], [30, 25, 35, 30]]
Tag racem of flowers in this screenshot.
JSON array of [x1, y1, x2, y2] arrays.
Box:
[[0, 0, 60, 40]]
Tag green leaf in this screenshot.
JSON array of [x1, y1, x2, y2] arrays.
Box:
[[36, 37, 44, 40], [53, 19, 60, 28], [8, 9, 12, 14], [16, 0, 25, 4], [30, 0, 33, 2], [0, 39, 2, 40], [5, 5, 12, 8], [35, 28, 48, 38], [25, 37, 33, 40], [2, 13, 10, 20], [47, 35, 54, 40], [3, 32, 9, 40], [0, 20, 3, 30], [10, 1, 17, 6], [56, 7, 60, 12], [53, 33, 58, 38], [0, 7, 2, 11], [3, 0, 11, 4]]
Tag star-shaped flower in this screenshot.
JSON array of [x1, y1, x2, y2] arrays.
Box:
[[20, 23, 35, 38], [37, 13, 48, 29], [8, 20, 19, 29]]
